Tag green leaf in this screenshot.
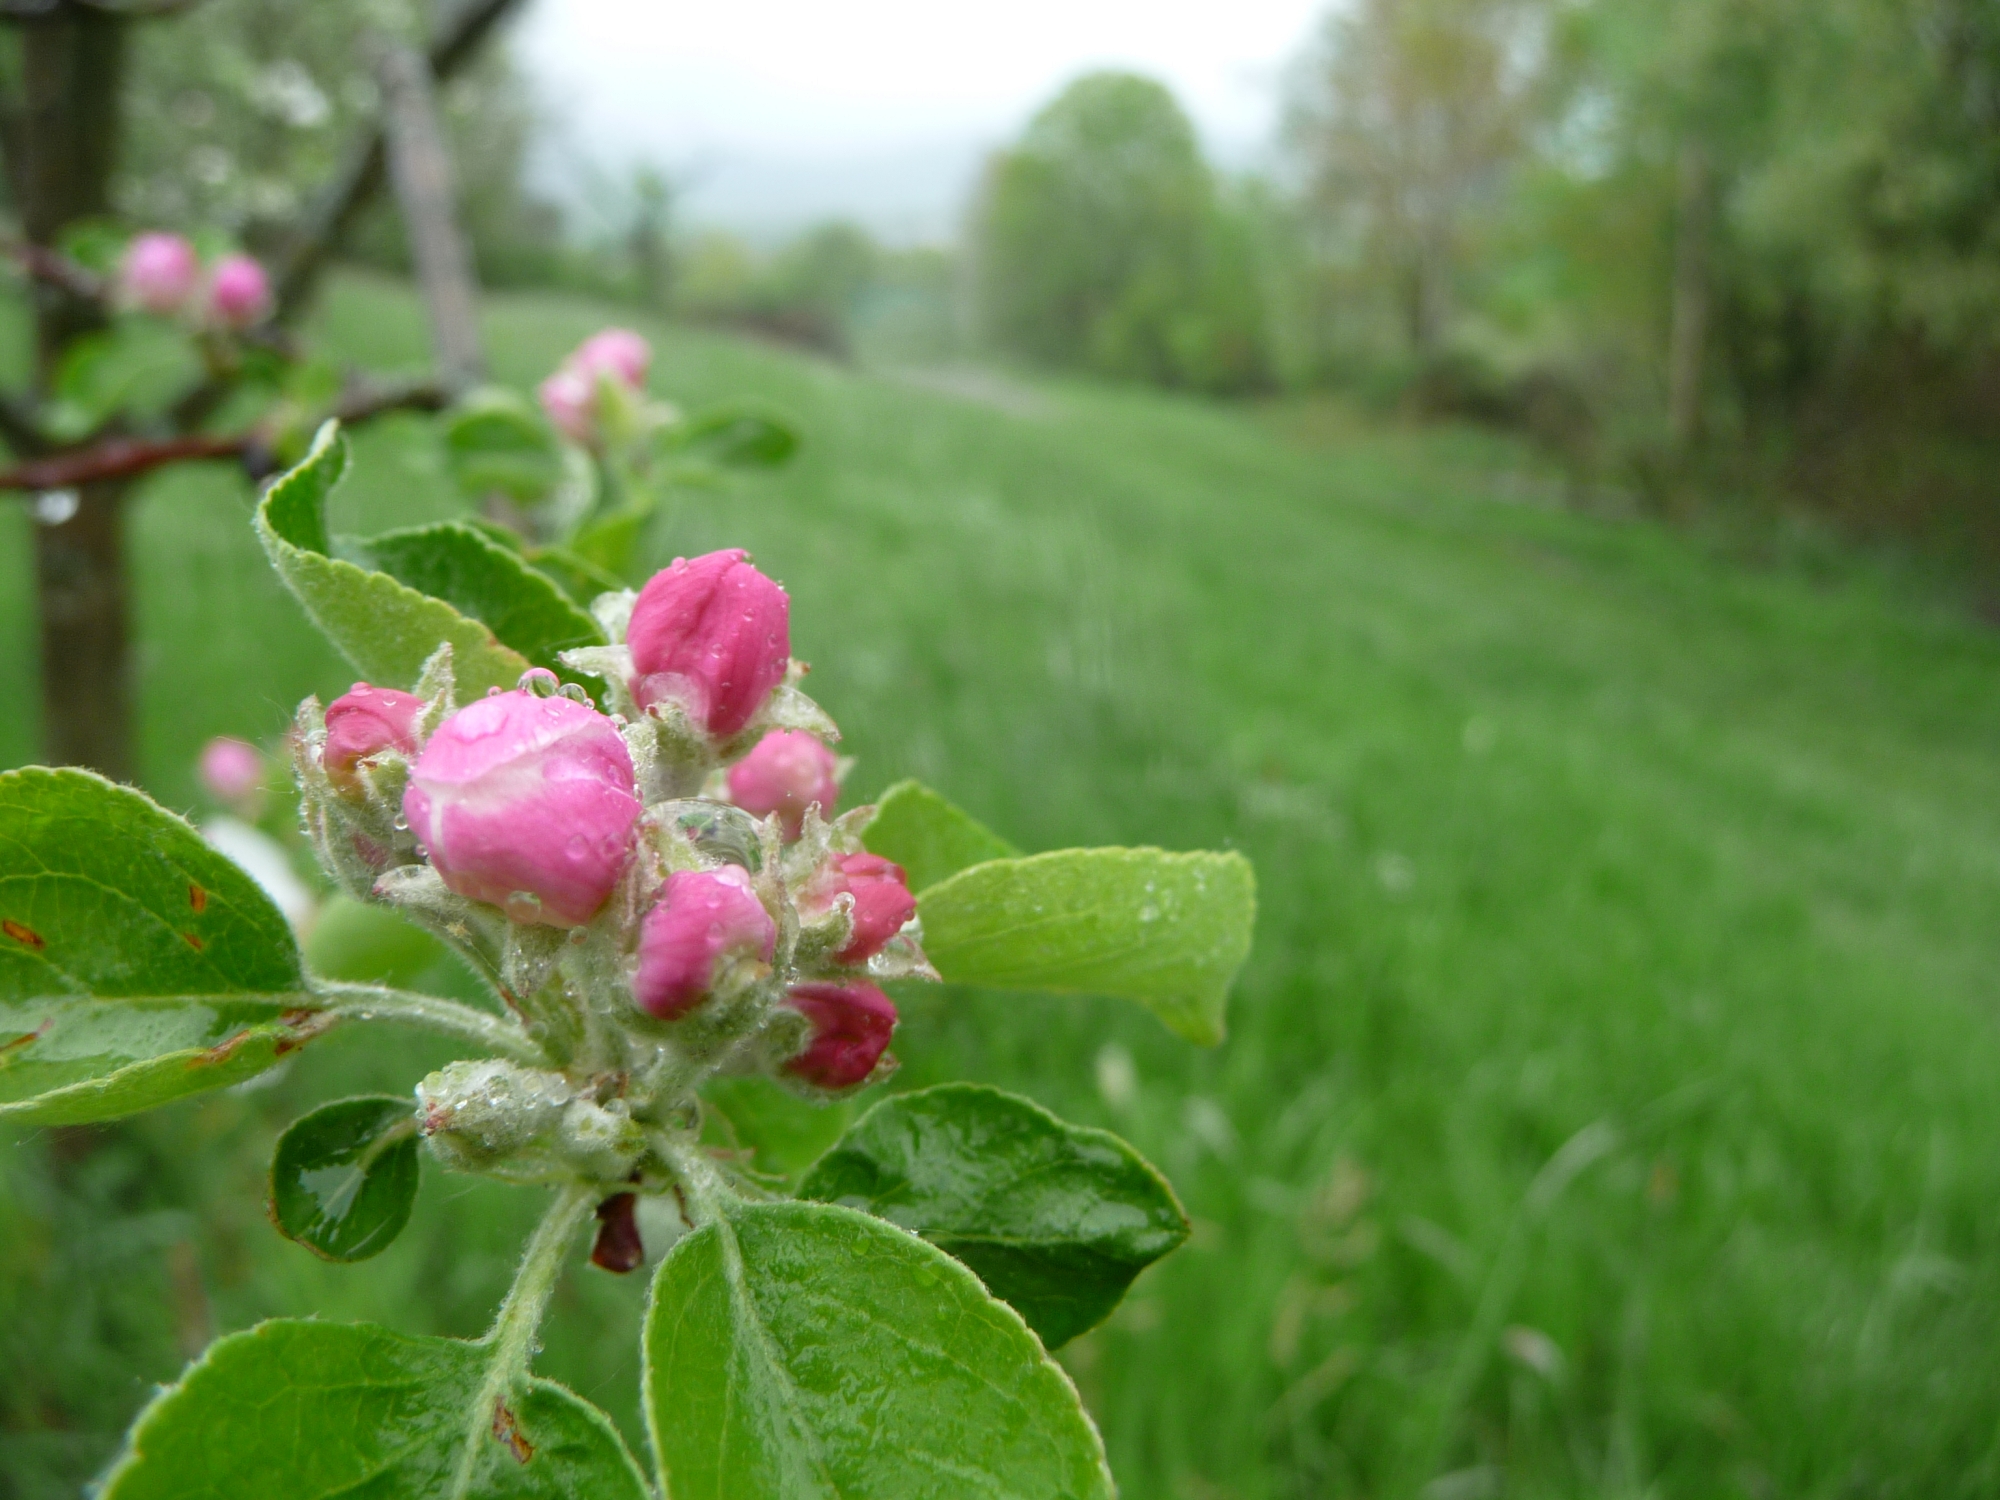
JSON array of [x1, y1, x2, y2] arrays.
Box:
[[340, 522, 605, 678], [861, 779, 1018, 893], [799, 1083, 1187, 1348], [46, 322, 203, 440], [663, 403, 801, 468], [702, 1075, 853, 1184], [528, 546, 626, 609], [256, 422, 533, 697], [644, 1200, 1113, 1500], [102, 1319, 651, 1500], [917, 847, 1255, 1046], [0, 768, 322, 1123], [271, 1096, 420, 1262], [442, 388, 564, 503], [567, 500, 655, 577]]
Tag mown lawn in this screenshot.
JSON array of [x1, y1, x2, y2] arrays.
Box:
[[6, 273, 2000, 1498]]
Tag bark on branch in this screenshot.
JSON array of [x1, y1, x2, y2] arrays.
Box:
[[0, 376, 447, 491]]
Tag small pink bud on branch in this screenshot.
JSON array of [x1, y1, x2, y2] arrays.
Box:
[[322, 683, 425, 793], [627, 550, 790, 739], [727, 730, 839, 839], [784, 981, 897, 1090], [633, 867, 777, 1020]]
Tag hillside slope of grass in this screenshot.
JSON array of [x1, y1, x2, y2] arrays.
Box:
[[5, 274, 2000, 1498]]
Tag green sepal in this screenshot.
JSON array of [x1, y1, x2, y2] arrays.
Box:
[[643, 1199, 1114, 1499], [860, 779, 1018, 892], [800, 1083, 1188, 1348], [917, 846, 1255, 1045], [101, 1320, 651, 1499], [270, 1095, 421, 1262]]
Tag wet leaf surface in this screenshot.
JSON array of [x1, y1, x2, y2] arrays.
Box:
[[271, 1095, 420, 1262], [800, 1083, 1188, 1348]]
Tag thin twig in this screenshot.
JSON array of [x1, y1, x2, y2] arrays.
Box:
[[0, 237, 104, 301], [0, 376, 447, 492], [310, 979, 543, 1066]]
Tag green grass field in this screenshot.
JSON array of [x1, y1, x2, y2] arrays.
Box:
[[6, 273, 2000, 1499]]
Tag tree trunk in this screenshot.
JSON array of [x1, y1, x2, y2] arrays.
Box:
[[13, 4, 132, 779], [1668, 141, 1712, 450], [33, 481, 134, 781]]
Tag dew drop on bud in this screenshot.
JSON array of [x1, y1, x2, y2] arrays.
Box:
[[518, 668, 561, 697]]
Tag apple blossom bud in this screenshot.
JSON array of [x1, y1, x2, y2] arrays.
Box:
[[538, 366, 596, 445], [198, 736, 263, 805], [591, 1192, 644, 1272], [626, 550, 789, 738], [571, 328, 650, 389], [323, 683, 425, 793], [121, 232, 199, 315], [633, 867, 777, 1020], [402, 689, 639, 926], [784, 981, 897, 1089], [726, 730, 838, 839], [804, 852, 916, 964], [208, 253, 271, 328]]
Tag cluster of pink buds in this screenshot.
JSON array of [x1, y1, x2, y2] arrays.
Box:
[[538, 327, 652, 447], [116, 232, 271, 329], [293, 548, 928, 1152]]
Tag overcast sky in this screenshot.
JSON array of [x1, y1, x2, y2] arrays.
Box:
[[514, 0, 1330, 240]]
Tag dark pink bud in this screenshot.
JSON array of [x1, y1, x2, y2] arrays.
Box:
[[626, 550, 790, 738], [208, 253, 271, 328], [402, 690, 639, 926], [726, 730, 838, 839], [590, 1192, 644, 1273], [197, 736, 263, 804], [571, 328, 651, 389], [784, 981, 897, 1090], [323, 683, 425, 792], [804, 851, 916, 964], [633, 867, 776, 1020], [121, 232, 199, 315]]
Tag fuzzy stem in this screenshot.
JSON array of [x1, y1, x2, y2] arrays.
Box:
[[652, 1130, 731, 1225], [448, 1181, 596, 1499], [311, 980, 545, 1066]]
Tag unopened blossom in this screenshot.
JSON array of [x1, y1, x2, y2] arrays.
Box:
[[633, 867, 777, 1020], [120, 232, 200, 316], [785, 981, 897, 1089], [626, 550, 789, 738], [570, 328, 650, 389], [803, 851, 916, 964], [538, 366, 596, 445], [322, 683, 425, 793], [402, 689, 639, 926], [727, 730, 838, 839], [208, 254, 271, 328], [198, 736, 264, 805]]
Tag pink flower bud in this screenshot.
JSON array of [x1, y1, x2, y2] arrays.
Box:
[[402, 690, 640, 926], [207, 253, 271, 329], [323, 683, 425, 793], [784, 981, 897, 1089], [121, 232, 200, 316], [726, 730, 838, 839], [633, 867, 777, 1020], [804, 852, 916, 964], [570, 328, 651, 390], [626, 551, 790, 738], [538, 366, 596, 445], [198, 736, 263, 804]]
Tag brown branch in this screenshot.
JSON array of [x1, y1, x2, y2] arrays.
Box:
[[0, 375, 446, 491], [271, 0, 526, 323], [1, 236, 103, 300]]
